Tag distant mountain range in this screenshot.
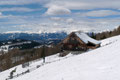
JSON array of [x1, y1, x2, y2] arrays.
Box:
[[0, 32, 67, 45], [0, 39, 41, 51]]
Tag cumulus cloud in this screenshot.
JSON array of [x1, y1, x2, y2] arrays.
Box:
[[45, 5, 71, 15]]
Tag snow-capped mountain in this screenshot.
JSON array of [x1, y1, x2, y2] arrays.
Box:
[[0, 32, 67, 47], [0, 32, 67, 42], [0, 33, 120, 80]]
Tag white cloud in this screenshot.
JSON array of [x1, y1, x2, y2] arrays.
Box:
[[0, 12, 2, 16], [8, 17, 120, 33], [0, 7, 38, 12], [0, 0, 49, 5], [1, 16, 120, 33], [50, 17, 75, 24], [46, 0, 120, 10], [85, 10, 120, 17], [53, 23, 60, 26], [0, 12, 4, 18], [76, 10, 120, 17], [45, 5, 71, 15], [50, 17, 63, 21], [66, 18, 74, 23]]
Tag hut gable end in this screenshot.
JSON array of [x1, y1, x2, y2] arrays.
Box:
[[62, 32, 85, 45]]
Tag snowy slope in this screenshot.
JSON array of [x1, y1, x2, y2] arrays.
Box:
[[1, 35, 120, 80], [0, 53, 74, 80], [101, 35, 120, 46]]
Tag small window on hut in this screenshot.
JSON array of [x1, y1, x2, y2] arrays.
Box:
[[87, 42, 96, 46], [69, 38, 79, 44]]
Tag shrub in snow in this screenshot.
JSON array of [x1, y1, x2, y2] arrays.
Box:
[[22, 62, 29, 68], [36, 65, 41, 68], [9, 68, 16, 79]]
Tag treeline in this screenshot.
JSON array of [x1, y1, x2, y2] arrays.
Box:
[[0, 45, 61, 71], [91, 26, 120, 40]]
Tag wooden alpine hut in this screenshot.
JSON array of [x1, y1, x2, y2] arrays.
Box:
[[61, 31, 101, 51]]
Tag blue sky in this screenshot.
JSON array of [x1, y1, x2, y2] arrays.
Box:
[[0, 0, 120, 33]]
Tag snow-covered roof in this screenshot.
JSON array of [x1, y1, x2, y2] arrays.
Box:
[[75, 32, 101, 45]]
